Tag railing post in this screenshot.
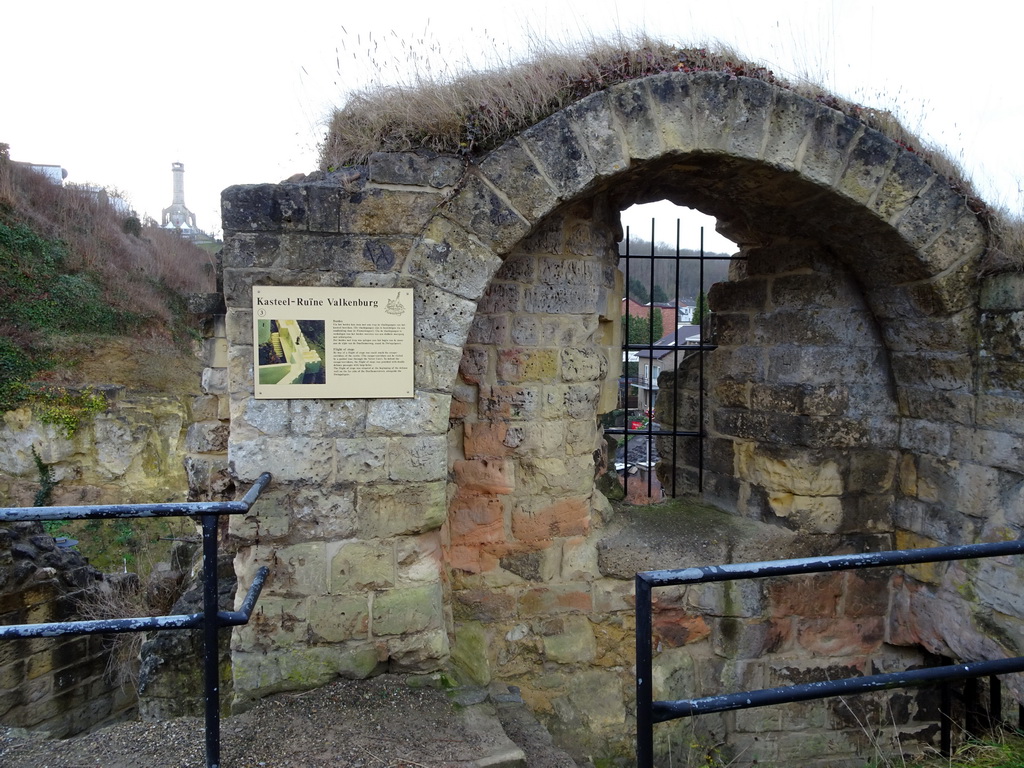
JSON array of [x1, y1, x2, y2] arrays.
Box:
[[201, 512, 221, 768], [636, 574, 653, 768]]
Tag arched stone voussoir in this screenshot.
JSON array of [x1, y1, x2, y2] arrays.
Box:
[[516, 108, 599, 201], [559, 88, 631, 179], [405, 214, 503, 302], [412, 282, 478, 350], [442, 171, 533, 255], [478, 138, 562, 223]]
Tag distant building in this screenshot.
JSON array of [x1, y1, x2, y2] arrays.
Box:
[[632, 324, 701, 412], [161, 161, 198, 234], [16, 162, 68, 185]]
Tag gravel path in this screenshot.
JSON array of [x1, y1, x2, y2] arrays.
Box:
[[0, 675, 544, 768]]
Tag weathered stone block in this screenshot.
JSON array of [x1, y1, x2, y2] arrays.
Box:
[[518, 584, 592, 617], [337, 187, 437, 236], [981, 272, 1024, 311], [707, 276, 767, 312], [231, 436, 333, 483], [289, 485, 358, 540], [306, 594, 370, 641], [222, 184, 302, 233], [450, 620, 491, 686], [559, 346, 607, 382], [543, 615, 597, 663], [603, 77, 661, 162], [413, 284, 477, 347], [478, 282, 521, 314], [368, 152, 462, 188], [463, 421, 511, 459], [518, 110, 596, 201], [479, 140, 559, 222], [274, 543, 329, 596], [289, 398, 367, 438], [478, 384, 541, 421], [873, 146, 934, 221], [372, 584, 443, 636], [329, 541, 395, 593], [496, 348, 559, 384], [442, 173, 531, 253], [453, 458, 514, 495], [334, 437, 388, 483], [406, 216, 502, 300], [524, 284, 602, 315], [562, 90, 628, 178], [799, 107, 861, 187], [355, 481, 446, 538], [761, 88, 819, 171], [835, 127, 900, 206], [366, 393, 451, 437], [512, 498, 589, 545], [895, 177, 974, 252], [414, 338, 463, 392], [795, 616, 885, 656]]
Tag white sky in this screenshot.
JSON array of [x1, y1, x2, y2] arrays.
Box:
[[4, 0, 1021, 253]]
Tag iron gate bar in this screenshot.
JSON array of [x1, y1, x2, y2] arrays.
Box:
[[619, 219, 737, 497], [635, 536, 1024, 767], [0, 471, 273, 768]]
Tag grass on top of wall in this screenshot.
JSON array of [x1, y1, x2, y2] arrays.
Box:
[[321, 33, 1024, 273]]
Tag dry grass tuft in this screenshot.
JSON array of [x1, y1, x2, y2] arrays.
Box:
[[322, 33, 1024, 271], [322, 35, 777, 168]]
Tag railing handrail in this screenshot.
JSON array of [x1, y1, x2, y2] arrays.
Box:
[[0, 471, 273, 768], [635, 537, 1024, 766]]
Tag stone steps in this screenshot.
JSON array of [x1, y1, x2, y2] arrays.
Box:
[[452, 684, 581, 768]]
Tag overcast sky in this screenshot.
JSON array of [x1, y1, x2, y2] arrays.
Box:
[[4, 0, 1020, 253]]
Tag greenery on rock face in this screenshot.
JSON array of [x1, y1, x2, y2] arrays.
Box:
[[0, 220, 138, 411], [0, 150, 217, 411]]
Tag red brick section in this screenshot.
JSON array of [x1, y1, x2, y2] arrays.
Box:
[[453, 458, 514, 494], [511, 498, 590, 545], [767, 572, 845, 618], [463, 421, 511, 459], [448, 490, 506, 546], [652, 608, 711, 648], [796, 617, 886, 655]]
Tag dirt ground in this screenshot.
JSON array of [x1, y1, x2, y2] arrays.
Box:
[[0, 674, 580, 768]]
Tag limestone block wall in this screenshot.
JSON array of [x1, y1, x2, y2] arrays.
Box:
[[887, 272, 1024, 687], [0, 390, 190, 508], [0, 523, 136, 737], [676, 239, 900, 542], [220, 156, 471, 704]]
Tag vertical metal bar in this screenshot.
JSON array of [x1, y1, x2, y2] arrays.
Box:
[[646, 218, 656, 497], [698, 228, 706, 494], [635, 575, 654, 768], [940, 676, 952, 758], [624, 226, 632, 435], [965, 676, 978, 736], [990, 675, 1001, 726], [671, 218, 681, 498], [202, 513, 221, 768]]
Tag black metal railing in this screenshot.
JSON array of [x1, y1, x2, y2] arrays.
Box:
[[635, 538, 1024, 766], [0, 471, 273, 768]]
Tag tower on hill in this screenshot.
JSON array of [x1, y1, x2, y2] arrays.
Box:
[[161, 161, 197, 232]]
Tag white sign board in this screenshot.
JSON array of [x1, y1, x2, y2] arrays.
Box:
[[252, 286, 414, 399]]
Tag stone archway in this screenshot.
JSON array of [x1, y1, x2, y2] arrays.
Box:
[[216, 68, 1013, 762]]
